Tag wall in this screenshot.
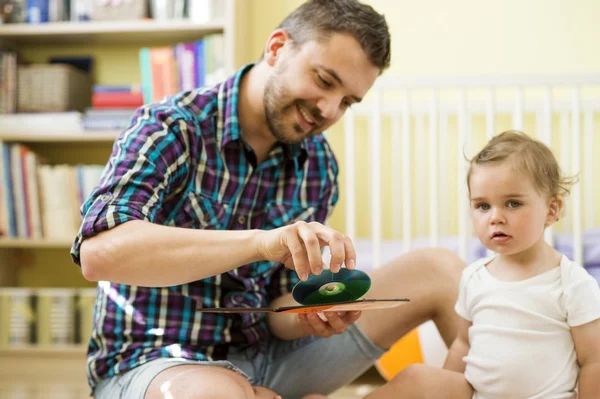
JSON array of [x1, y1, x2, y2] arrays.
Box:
[[247, 0, 600, 237]]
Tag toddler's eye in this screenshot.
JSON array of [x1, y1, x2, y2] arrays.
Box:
[[507, 200, 521, 208], [476, 203, 490, 211]]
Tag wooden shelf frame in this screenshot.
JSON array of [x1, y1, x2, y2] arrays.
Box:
[[0, 344, 86, 356], [0, 238, 73, 249], [0, 131, 120, 143], [0, 20, 226, 45]]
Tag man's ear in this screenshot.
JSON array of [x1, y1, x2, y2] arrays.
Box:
[[264, 29, 291, 67], [546, 196, 563, 227]]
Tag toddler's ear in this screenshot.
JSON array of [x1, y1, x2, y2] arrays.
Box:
[[546, 196, 563, 227]]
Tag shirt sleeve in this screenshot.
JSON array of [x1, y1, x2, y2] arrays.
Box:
[[70, 104, 191, 265], [562, 260, 600, 327], [455, 263, 479, 322]]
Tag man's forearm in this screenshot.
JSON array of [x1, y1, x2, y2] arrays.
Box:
[[578, 362, 600, 398], [80, 220, 262, 286]]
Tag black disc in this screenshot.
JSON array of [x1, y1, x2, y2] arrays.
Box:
[[292, 268, 371, 305]]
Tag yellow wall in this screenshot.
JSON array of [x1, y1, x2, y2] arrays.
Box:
[[12, 0, 600, 286], [247, 0, 600, 237]]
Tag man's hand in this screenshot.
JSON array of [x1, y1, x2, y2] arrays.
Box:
[[255, 221, 356, 281], [297, 311, 362, 338]]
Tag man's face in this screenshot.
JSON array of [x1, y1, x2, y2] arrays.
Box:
[[264, 33, 380, 144]]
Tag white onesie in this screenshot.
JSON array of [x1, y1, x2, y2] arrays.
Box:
[[455, 255, 600, 399]]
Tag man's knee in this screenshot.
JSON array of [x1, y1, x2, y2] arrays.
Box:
[[386, 247, 464, 280], [146, 365, 255, 399], [389, 364, 429, 392]]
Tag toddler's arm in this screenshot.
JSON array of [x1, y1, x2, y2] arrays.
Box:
[[443, 317, 472, 373], [572, 318, 600, 398]]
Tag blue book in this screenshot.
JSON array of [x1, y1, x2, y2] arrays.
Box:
[[26, 0, 49, 24]]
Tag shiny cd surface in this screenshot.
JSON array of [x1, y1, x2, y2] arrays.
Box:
[[292, 268, 371, 305]]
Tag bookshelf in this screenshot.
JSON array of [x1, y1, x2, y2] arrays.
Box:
[[0, 0, 252, 364], [0, 131, 120, 143], [0, 20, 226, 45], [0, 238, 73, 249]]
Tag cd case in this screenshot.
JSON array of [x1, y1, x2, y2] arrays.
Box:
[[198, 298, 410, 314]]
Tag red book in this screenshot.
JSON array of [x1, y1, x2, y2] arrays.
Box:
[[92, 92, 144, 108]]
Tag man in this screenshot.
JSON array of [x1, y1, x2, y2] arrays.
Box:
[[72, 1, 464, 398]]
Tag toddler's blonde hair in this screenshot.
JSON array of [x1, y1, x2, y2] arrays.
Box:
[[466, 130, 577, 199]]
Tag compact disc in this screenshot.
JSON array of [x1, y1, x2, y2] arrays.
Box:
[[292, 268, 371, 305]]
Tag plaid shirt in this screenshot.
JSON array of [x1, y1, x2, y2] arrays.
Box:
[[71, 64, 339, 389]]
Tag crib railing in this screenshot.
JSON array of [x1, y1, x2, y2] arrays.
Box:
[[341, 74, 600, 268]]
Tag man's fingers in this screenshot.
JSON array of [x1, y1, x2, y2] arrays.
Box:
[[321, 312, 347, 334], [297, 222, 325, 276], [344, 310, 362, 324], [284, 230, 310, 281], [327, 231, 346, 273], [306, 313, 333, 338], [343, 235, 357, 270]]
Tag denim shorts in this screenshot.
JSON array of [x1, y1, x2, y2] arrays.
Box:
[[94, 323, 384, 399]]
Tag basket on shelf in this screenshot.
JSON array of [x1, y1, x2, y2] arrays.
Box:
[[92, 0, 147, 21], [17, 64, 91, 113]]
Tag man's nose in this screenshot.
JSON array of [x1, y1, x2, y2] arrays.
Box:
[[317, 97, 341, 121]]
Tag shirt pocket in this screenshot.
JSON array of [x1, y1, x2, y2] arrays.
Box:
[[262, 202, 317, 229], [179, 191, 230, 230]]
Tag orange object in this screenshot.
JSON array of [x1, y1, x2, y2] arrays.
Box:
[[375, 328, 424, 381]]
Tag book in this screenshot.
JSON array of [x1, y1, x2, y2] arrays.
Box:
[[198, 298, 410, 314]]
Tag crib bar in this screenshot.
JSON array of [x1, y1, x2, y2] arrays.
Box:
[[559, 112, 571, 230], [343, 111, 356, 242], [439, 113, 449, 236], [513, 86, 524, 130], [373, 74, 600, 89], [542, 87, 554, 247], [415, 114, 426, 237], [457, 89, 468, 261], [402, 90, 412, 252], [486, 87, 495, 140], [371, 88, 383, 268], [571, 88, 583, 265], [429, 90, 439, 246], [584, 111, 594, 231], [392, 116, 402, 240]]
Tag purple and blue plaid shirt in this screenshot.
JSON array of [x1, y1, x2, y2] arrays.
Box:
[[71, 64, 339, 389]]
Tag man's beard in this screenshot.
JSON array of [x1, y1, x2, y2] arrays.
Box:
[[263, 70, 321, 145]]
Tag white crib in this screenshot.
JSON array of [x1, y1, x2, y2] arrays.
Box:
[[333, 74, 600, 274]]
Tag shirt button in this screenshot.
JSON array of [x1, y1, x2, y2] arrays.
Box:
[[237, 216, 246, 225], [100, 194, 110, 201]]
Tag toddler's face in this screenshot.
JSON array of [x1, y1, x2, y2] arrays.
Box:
[[468, 161, 556, 255]]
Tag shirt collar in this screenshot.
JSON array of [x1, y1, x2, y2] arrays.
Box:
[[219, 64, 308, 168]]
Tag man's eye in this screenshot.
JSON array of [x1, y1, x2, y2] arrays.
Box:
[[319, 76, 332, 87]]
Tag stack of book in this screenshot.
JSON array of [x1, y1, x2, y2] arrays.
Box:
[[82, 85, 143, 131], [0, 143, 104, 240], [0, 51, 18, 114], [139, 33, 225, 103]]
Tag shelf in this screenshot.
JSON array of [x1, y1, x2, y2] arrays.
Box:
[[0, 131, 120, 142], [0, 238, 73, 249], [0, 344, 86, 356], [0, 20, 225, 45]]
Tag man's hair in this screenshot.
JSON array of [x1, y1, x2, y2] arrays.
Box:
[[274, 0, 391, 72], [467, 130, 577, 199]]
